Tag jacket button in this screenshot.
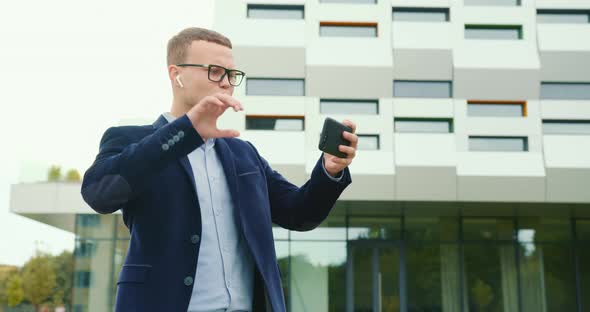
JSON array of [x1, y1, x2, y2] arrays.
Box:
[[191, 235, 200, 244], [173, 135, 180, 142], [184, 276, 193, 286], [168, 139, 175, 146], [178, 131, 185, 138], [162, 143, 169, 151]]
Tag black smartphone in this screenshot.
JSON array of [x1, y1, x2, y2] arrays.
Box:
[[319, 117, 353, 158]]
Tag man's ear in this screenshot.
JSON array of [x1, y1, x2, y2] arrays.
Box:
[[168, 65, 179, 85]]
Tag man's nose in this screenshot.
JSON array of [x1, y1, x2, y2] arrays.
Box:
[[219, 74, 231, 88]]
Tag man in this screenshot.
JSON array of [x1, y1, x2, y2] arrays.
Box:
[[81, 27, 358, 312]]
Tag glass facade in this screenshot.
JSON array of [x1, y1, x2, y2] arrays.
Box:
[[357, 135, 380, 151], [394, 118, 453, 133], [465, 25, 523, 40], [247, 4, 305, 20], [537, 10, 590, 24], [72, 215, 128, 312], [392, 8, 450, 22], [320, 99, 379, 115], [464, 0, 520, 6], [540, 82, 590, 100], [467, 103, 525, 117], [543, 120, 590, 135], [393, 80, 452, 98], [72, 207, 590, 312], [246, 116, 305, 131], [469, 136, 528, 152], [319, 25, 377, 37]]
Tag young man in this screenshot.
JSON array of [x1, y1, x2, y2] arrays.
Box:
[[81, 27, 358, 312]]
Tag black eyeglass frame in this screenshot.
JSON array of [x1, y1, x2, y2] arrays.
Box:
[[176, 63, 246, 86]]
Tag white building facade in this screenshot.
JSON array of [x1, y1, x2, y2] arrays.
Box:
[[10, 0, 590, 311]]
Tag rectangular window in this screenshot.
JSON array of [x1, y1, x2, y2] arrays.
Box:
[[393, 80, 452, 98], [543, 120, 590, 135], [247, 4, 304, 19], [320, 22, 378, 37], [541, 82, 590, 100], [320, 0, 376, 4], [74, 240, 97, 258], [246, 78, 305, 96], [465, 25, 523, 40], [75, 271, 92, 288], [320, 99, 379, 114], [392, 7, 450, 22], [464, 0, 520, 6], [77, 214, 100, 227], [394, 118, 453, 133], [537, 9, 590, 24], [357, 134, 380, 150], [469, 136, 528, 152], [246, 115, 304, 131], [467, 100, 526, 117], [73, 305, 86, 312]]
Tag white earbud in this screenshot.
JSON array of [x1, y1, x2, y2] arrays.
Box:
[[175, 75, 184, 88]]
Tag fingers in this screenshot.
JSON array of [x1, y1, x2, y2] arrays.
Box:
[[328, 155, 352, 166], [342, 131, 359, 149], [338, 145, 356, 159], [214, 93, 243, 112], [204, 95, 225, 108], [341, 119, 357, 133]]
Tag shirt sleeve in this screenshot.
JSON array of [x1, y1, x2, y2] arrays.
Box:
[[321, 155, 344, 182]]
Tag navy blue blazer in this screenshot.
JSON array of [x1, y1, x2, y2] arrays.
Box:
[[81, 114, 352, 311]]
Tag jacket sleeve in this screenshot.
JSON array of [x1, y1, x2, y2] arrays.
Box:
[[81, 114, 204, 214], [246, 142, 352, 231]]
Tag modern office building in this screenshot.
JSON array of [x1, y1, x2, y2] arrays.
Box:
[[10, 0, 590, 311]]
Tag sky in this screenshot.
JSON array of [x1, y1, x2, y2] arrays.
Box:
[[0, 0, 215, 266]]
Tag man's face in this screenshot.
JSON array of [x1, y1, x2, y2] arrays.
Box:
[[175, 40, 237, 107]]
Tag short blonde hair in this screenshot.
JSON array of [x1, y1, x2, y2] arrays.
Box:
[[167, 27, 232, 66]]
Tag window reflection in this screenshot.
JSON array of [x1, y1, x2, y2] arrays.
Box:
[[290, 242, 346, 312], [348, 217, 401, 240]]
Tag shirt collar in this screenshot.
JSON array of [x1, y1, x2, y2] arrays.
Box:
[[162, 112, 215, 149]]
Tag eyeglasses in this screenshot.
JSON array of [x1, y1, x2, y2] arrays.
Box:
[[176, 64, 246, 86]]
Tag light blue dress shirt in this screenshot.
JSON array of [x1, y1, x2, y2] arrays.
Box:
[[163, 112, 342, 312]]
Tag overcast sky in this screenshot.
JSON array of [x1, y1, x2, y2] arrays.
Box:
[[0, 0, 215, 266]]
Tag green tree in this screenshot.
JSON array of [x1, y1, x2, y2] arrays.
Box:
[[6, 274, 24, 307], [22, 253, 56, 311], [51, 251, 73, 307], [0, 266, 18, 305], [64, 169, 81, 182], [471, 278, 494, 310], [47, 166, 61, 182]]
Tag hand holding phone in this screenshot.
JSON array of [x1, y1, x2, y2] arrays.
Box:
[[318, 117, 353, 158]]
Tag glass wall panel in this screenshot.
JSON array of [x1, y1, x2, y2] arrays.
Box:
[[464, 243, 519, 311], [542, 120, 590, 135], [247, 4, 304, 19], [541, 82, 590, 100], [394, 118, 453, 133], [290, 242, 347, 312], [72, 238, 115, 312], [393, 80, 452, 98], [348, 217, 401, 241], [519, 243, 576, 311], [405, 217, 459, 241], [407, 244, 461, 311], [578, 243, 590, 311], [246, 78, 305, 96]]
